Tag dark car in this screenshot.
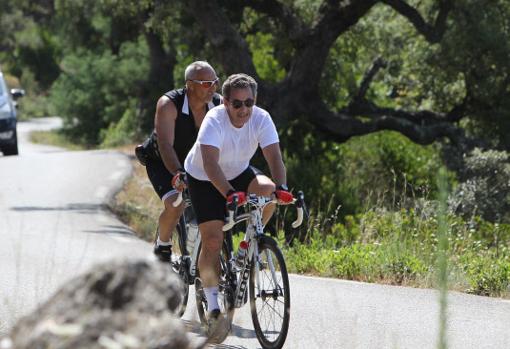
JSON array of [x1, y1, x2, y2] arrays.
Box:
[[0, 71, 24, 156]]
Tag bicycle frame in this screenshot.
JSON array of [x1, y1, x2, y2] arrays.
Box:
[[223, 193, 305, 308]]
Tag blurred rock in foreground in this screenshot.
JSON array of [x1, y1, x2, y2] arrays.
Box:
[[1, 258, 204, 349]]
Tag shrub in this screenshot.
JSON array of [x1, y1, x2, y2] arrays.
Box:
[[461, 253, 510, 296], [100, 100, 138, 147], [449, 148, 510, 223], [49, 38, 148, 145]]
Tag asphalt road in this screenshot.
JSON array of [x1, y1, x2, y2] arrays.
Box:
[[0, 118, 150, 335], [2, 118, 510, 348]]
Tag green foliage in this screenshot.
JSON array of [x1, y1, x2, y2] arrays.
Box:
[[284, 200, 510, 296], [246, 32, 286, 83], [13, 69, 53, 119], [461, 252, 510, 297], [49, 38, 149, 145], [283, 129, 446, 223], [437, 0, 510, 148], [17, 93, 52, 120], [449, 148, 510, 223], [284, 238, 427, 284], [100, 100, 138, 148]]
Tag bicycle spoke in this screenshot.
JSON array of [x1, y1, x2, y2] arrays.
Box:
[[257, 298, 285, 320], [257, 300, 283, 337]]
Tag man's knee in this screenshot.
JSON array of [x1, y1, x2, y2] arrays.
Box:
[[199, 222, 224, 253], [249, 175, 275, 196], [162, 195, 184, 216], [201, 237, 223, 254]]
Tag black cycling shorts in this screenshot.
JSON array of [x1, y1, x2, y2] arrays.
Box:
[[145, 158, 177, 201], [187, 166, 261, 224]]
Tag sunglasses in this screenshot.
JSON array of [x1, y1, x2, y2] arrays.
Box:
[[189, 78, 219, 88], [230, 98, 255, 109]]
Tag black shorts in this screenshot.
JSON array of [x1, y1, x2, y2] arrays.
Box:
[[187, 166, 261, 224], [145, 158, 177, 201]]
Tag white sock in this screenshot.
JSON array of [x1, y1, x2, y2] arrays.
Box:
[[204, 286, 220, 312], [157, 237, 172, 247]]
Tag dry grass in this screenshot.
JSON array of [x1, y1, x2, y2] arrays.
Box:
[[109, 144, 161, 241]]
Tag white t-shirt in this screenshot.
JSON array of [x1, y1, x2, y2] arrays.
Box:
[[184, 104, 279, 181]]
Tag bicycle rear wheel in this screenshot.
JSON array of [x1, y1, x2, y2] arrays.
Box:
[[249, 236, 290, 349]]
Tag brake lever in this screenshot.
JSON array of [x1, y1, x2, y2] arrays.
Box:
[[291, 190, 306, 228], [173, 191, 183, 207], [223, 194, 238, 232], [298, 190, 310, 220]]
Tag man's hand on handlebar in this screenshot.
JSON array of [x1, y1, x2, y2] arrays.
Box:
[[171, 170, 187, 192], [275, 184, 294, 205], [226, 190, 247, 206]]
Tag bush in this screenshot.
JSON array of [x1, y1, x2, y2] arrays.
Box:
[[100, 100, 138, 147], [449, 148, 510, 223], [461, 253, 510, 296], [283, 201, 510, 295], [282, 129, 445, 225], [49, 38, 149, 146]]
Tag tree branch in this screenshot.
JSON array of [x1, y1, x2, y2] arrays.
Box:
[[245, 0, 307, 44], [311, 99, 467, 145], [353, 57, 387, 103], [286, 0, 378, 92], [380, 0, 453, 43]]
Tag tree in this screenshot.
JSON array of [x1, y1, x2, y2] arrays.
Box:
[[185, 0, 509, 152], [53, 0, 178, 134], [0, 0, 59, 89]]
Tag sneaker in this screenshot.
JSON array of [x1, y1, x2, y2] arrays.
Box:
[[154, 244, 172, 262], [207, 309, 230, 344]]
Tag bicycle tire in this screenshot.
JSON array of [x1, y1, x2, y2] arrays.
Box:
[[195, 241, 235, 327], [249, 236, 290, 349], [173, 218, 189, 317]]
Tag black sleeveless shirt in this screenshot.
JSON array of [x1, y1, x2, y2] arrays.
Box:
[[154, 88, 221, 166]]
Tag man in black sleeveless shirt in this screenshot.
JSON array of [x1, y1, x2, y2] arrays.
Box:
[[145, 61, 222, 262]]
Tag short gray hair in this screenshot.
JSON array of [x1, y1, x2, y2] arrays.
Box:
[[184, 61, 215, 81], [222, 73, 257, 100]]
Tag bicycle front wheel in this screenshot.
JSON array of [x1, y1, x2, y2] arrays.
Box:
[[249, 236, 290, 349]]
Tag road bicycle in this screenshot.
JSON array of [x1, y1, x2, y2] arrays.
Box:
[[197, 191, 305, 348], [169, 189, 306, 348]]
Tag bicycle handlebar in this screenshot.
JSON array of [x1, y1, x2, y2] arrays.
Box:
[[173, 191, 183, 207], [222, 191, 306, 232]]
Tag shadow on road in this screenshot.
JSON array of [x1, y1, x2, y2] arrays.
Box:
[[230, 324, 257, 339], [84, 225, 134, 236], [10, 203, 106, 213], [182, 319, 256, 348]]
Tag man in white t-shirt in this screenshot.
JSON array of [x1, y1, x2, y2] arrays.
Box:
[[184, 73, 293, 340]]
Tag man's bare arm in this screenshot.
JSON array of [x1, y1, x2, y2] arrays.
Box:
[[262, 143, 287, 187], [155, 96, 182, 173]]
